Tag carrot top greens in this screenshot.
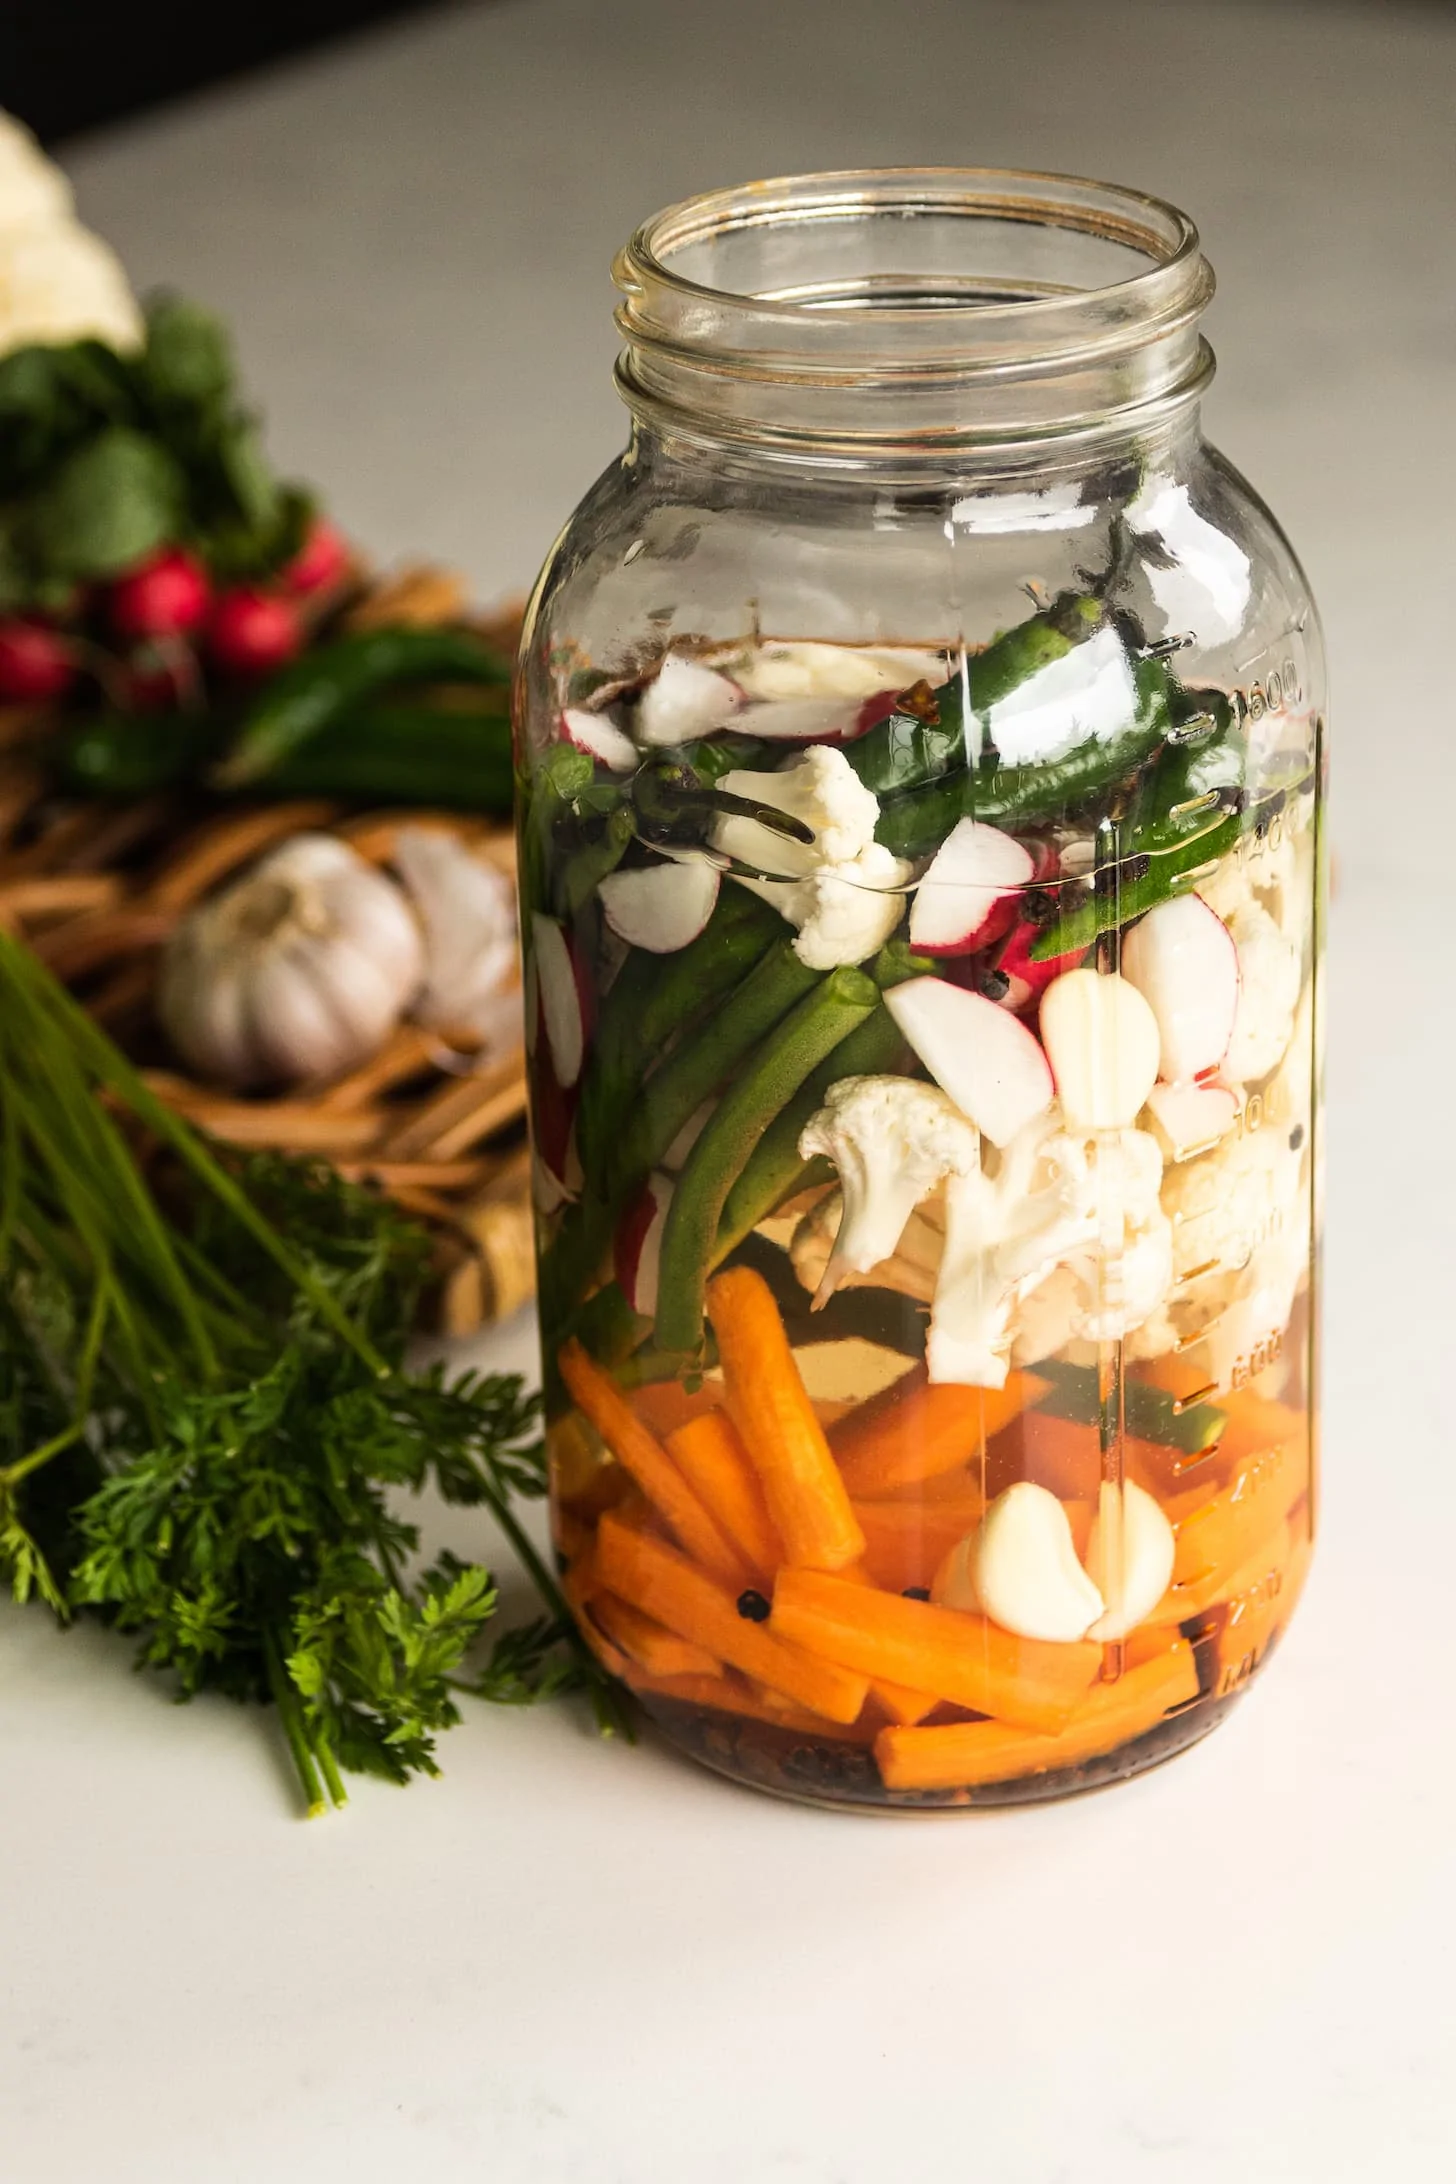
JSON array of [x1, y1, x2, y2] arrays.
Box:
[[0, 927, 623, 1814]]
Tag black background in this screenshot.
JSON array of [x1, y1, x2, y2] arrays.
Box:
[[5, 0, 444, 144]]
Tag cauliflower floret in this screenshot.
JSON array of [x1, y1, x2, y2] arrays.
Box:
[[730, 640, 947, 703], [713, 745, 910, 967], [798, 1076, 980, 1299], [792, 1108, 1175, 1386], [1222, 900, 1301, 1083], [0, 116, 141, 357], [931, 1120, 1173, 1385]]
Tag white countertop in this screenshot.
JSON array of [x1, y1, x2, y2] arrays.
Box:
[[5, 3, 1456, 2177]]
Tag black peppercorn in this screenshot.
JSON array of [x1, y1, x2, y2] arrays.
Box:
[[902, 1586, 931, 1602], [736, 1588, 771, 1622]]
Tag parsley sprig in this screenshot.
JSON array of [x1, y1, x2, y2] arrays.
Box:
[[0, 928, 624, 1814]]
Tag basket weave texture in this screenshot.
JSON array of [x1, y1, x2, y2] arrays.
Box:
[[0, 568, 534, 1338]]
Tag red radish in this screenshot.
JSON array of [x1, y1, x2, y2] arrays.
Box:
[[1121, 893, 1240, 1082], [994, 918, 1083, 1014], [207, 588, 302, 677], [1040, 968, 1161, 1130], [614, 1172, 673, 1316], [598, 859, 720, 952], [909, 819, 1035, 956], [1145, 1080, 1238, 1158], [562, 706, 637, 772], [282, 519, 350, 596], [635, 656, 741, 745], [531, 1041, 576, 1185], [108, 548, 210, 641], [531, 913, 586, 1087], [0, 618, 76, 702], [885, 976, 1054, 1148]]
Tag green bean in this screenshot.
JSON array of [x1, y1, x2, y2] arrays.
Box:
[[538, 932, 817, 1328], [214, 626, 512, 787], [1033, 1358, 1226, 1456], [844, 591, 1108, 798], [652, 966, 879, 1357], [573, 889, 783, 1180], [711, 941, 928, 1261], [875, 655, 1174, 859]]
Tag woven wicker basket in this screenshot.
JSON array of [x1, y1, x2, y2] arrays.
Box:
[[0, 568, 534, 1339]]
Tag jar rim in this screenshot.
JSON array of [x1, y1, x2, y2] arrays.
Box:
[[615, 170, 1222, 371], [612, 168, 1216, 458]]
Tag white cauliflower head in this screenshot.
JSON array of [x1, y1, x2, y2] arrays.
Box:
[[713, 744, 910, 967], [798, 1075, 979, 1299], [929, 1114, 1173, 1387], [0, 115, 141, 356]]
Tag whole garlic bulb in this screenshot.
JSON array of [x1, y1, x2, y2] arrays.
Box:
[[391, 825, 520, 1049], [159, 833, 424, 1089]]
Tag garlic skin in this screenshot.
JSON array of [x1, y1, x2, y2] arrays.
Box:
[[159, 833, 424, 1089], [392, 826, 519, 1049]]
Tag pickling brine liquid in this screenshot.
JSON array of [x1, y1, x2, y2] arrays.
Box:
[[515, 168, 1323, 1809], [523, 619, 1321, 1808]]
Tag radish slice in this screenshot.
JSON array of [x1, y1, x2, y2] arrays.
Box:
[[1145, 1080, 1238, 1159], [531, 913, 585, 1088], [598, 860, 720, 952], [885, 976, 1054, 1148], [1121, 893, 1240, 1082], [908, 819, 1035, 956], [614, 1172, 673, 1316], [994, 917, 1083, 1014], [1040, 968, 1160, 1130], [562, 706, 637, 772], [636, 656, 741, 745]]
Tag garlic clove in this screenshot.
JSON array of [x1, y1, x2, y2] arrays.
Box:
[[930, 1532, 979, 1613], [393, 827, 519, 1039], [966, 1482, 1105, 1643], [1040, 967, 1162, 1131], [1083, 1479, 1177, 1640]]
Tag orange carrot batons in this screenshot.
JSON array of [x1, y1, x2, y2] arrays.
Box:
[[558, 1339, 749, 1585], [874, 1638, 1200, 1792], [832, 1367, 1047, 1497], [770, 1567, 1101, 1735], [665, 1411, 783, 1581], [594, 1512, 868, 1725], [706, 1265, 865, 1572]]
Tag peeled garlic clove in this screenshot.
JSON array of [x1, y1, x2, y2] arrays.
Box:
[[930, 1532, 979, 1613], [1084, 1479, 1177, 1640], [1040, 967, 1161, 1131], [967, 1482, 1105, 1643]]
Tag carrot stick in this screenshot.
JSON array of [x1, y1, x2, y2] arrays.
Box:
[[624, 1667, 878, 1741], [559, 1339, 749, 1585], [1215, 1523, 1312, 1697], [588, 1589, 721, 1679], [630, 1380, 724, 1439], [832, 1367, 1047, 1497], [706, 1265, 865, 1571], [870, 1680, 940, 1728], [875, 1638, 1200, 1791], [594, 1512, 868, 1724], [851, 1494, 984, 1594], [665, 1411, 783, 1582], [770, 1567, 1102, 1735], [1172, 1435, 1305, 1587]]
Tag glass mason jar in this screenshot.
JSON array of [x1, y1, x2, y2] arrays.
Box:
[[516, 169, 1324, 1809]]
